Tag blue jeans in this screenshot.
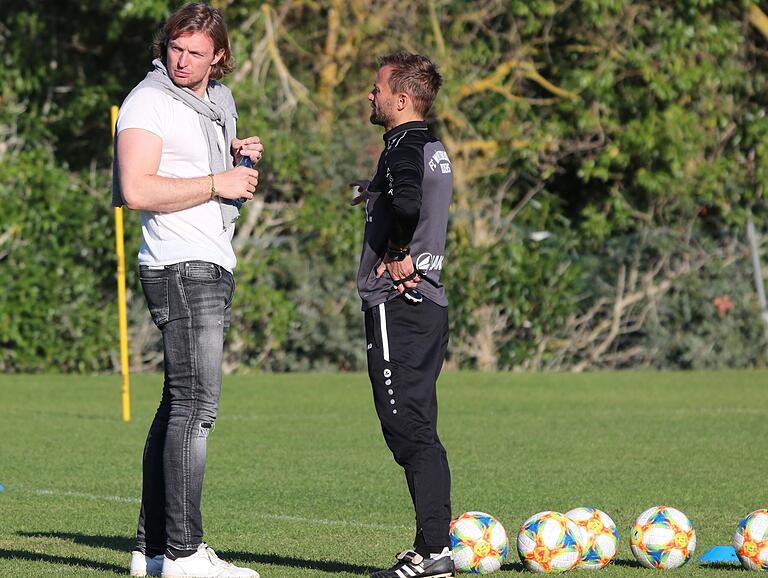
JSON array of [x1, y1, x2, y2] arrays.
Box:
[[135, 261, 235, 554]]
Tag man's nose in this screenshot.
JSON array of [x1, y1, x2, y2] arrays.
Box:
[[177, 51, 188, 67]]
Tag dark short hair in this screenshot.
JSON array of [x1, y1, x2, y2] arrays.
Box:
[[153, 2, 234, 80], [378, 52, 442, 117]]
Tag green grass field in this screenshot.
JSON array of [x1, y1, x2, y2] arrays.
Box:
[[1, 370, 767, 577]]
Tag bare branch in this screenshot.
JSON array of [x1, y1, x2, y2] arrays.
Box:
[[749, 4, 768, 41], [428, 0, 447, 58], [261, 3, 314, 113], [456, 59, 579, 101]]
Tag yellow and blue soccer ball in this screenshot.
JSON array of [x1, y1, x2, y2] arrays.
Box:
[[734, 509, 768, 571], [450, 511, 509, 574], [565, 507, 619, 570], [517, 511, 582, 573], [629, 506, 696, 569]]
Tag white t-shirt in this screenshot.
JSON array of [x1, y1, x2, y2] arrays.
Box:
[[116, 86, 236, 271]]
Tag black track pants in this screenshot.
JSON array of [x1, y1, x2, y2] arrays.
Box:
[[364, 297, 451, 555]]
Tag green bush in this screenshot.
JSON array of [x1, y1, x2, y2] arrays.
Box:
[[1, 1, 767, 372], [0, 150, 117, 371]]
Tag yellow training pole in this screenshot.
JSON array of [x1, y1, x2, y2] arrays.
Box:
[[112, 105, 131, 422]]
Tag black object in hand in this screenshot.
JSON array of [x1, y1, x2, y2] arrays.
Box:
[[403, 289, 424, 305]]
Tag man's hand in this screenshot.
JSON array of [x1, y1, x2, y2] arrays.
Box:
[[350, 178, 371, 206], [214, 166, 260, 201], [231, 136, 264, 165], [375, 254, 420, 294]]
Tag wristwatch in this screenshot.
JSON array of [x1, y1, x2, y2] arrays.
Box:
[[386, 245, 410, 262]]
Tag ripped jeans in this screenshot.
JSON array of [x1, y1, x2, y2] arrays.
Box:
[[135, 261, 235, 554]]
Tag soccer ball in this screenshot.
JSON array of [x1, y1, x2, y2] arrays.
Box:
[[517, 511, 582, 573], [449, 511, 509, 574], [565, 507, 619, 570], [734, 509, 768, 571], [629, 506, 696, 569]]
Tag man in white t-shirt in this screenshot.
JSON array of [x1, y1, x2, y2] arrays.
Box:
[[113, 4, 261, 578]]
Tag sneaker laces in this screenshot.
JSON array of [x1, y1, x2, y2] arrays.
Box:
[[202, 544, 235, 569]]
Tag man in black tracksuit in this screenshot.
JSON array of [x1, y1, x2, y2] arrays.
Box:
[[356, 52, 454, 578]]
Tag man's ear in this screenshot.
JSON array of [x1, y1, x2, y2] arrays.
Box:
[[212, 49, 225, 66], [397, 92, 409, 112]]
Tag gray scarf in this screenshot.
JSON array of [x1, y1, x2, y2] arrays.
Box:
[[112, 58, 240, 229]]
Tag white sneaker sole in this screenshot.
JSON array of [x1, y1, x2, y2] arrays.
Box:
[[130, 569, 162, 578], [132, 570, 162, 576], [162, 571, 259, 578]]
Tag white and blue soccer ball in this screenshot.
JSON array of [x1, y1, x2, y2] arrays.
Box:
[[517, 511, 582, 573], [734, 509, 768, 571], [629, 506, 696, 569], [565, 507, 619, 570], [450, 511, 509, 574]]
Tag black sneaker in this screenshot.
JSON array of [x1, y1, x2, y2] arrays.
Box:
[[371, 550, 454, 578]]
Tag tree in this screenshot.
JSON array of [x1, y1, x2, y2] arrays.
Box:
[[1, 0, 765, 372]]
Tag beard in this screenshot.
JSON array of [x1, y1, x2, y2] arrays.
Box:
[[171, 73, 204, 92], [369, 103, 393, 127], [167, 61, 207, 93]]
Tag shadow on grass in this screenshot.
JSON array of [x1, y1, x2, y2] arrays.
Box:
[[699, 562, 745, 571], [614, 558, 643, 569], [16, 531, 377, 575], [218, 550, 377, 575], [500, 560, 527, 572], [501, 557, 640, 573], [18, 530, 134, 552], [0, 548, 124, 573]]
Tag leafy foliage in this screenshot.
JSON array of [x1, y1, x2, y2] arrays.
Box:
[[0, 149, 117, 371], [1, 1, 767, 372]]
